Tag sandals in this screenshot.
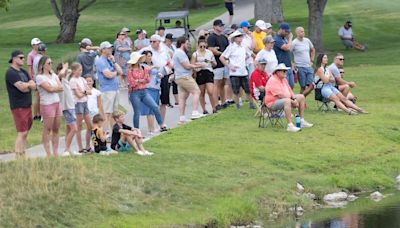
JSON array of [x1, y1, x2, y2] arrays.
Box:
[[79, 148, 93, 154], [160, 126, 169, 132], [348, 110, 358, 115]]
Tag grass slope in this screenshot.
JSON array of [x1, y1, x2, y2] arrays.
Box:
[[0, 0, 225, 151], [0, 0, 399, 227]]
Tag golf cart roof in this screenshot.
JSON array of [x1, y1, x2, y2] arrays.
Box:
[[155, 10, 189, 20]]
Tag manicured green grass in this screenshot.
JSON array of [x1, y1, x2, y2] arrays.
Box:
[[0, 0, 225, 152], [0, 0, 399, 227]]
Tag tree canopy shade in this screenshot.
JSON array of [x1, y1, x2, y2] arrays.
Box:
[[50, 0, 96, 43], [307, 0, 328, 52], [254, 0, 284, 24], [0, 0, 10, 10]]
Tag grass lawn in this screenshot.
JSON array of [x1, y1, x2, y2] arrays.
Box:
[[0, 0, 226, 152], [0, 0, 400, 227]]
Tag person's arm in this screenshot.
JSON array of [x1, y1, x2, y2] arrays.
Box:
[[98, 128, 107, 141], [119, 129, 135, 135], [207, 35, 222, 56], [13, 81, 33, 93], [280, 33, 293, 51], [310, 47, 315, 64], [316, 67, 329, 84], [336, 76, 356, 88], [96, 94, 104, 116], [210, 53, 217, 67], [190, 52, 197, 65], [39, 81, 63, 93]]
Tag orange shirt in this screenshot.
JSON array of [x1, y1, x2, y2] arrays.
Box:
[[264, 74, 294, 108]]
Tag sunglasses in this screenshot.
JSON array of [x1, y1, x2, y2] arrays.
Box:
[[199, 45, 207, 48], [150, 40, 158, 43], [337, 58, 345, 61], [17, 56, 25, 60], [340, 71, 345, 74]]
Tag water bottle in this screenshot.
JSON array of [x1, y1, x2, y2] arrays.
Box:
[[295, 115, 301, 128]]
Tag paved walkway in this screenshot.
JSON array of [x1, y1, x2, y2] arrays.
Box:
[[0, 0, 255, 162]]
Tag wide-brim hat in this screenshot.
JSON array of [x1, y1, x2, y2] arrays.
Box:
[[273, 63, 290, 73], [127, 52, 145, 64], [228, 30, 243, 41]]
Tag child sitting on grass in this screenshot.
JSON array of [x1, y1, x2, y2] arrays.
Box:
[[91, 114, 117, 155], [111, 110, 153, 156]]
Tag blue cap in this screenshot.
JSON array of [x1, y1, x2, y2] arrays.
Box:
[[240, 21, 251, 28], [279, 22, 291, 32]]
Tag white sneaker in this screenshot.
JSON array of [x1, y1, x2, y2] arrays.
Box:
[[108, 150, 118, 155], [178, 116, 187, 124], [70, 151, 82, 156], [136, 150, 147, 156], [301, 119, 314, 128], [99, 151, 110, 156], [143, 150, 154, 156], [191, 111, 204, 120], [287, 123, 301, 132], [61, 151, 71, 157]]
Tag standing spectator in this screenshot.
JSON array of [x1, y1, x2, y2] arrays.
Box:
[[76, 38, 99, 85], [121, 27, 133, 47], [114, 31, 132, 87], [327, 53, 357, 101], [265, 63, 313, 132], [27, 38, 41, 79], [240, 20, 256, 75], [36, 56, 64, 157], [70, 63, 93, 153], [140, 50, 163, 136], [94, 41, 123, 133], [156, 26, 166, 41], [255, 36, 278, 76], [249, 59, 269, 102], [5, 50, 36, 158], [32, 43, 47, 121], [164, 33, 179, 106], [134, 29, 150, 51], [207, 19, 229, 112], [141, 34, 173, 122], [291, 27, 315, 96], [252, 20, 267, 54], [224, 0, 234, 25], [57, 63, 81, 157], [274, 22, 295, 89], [191, 39, 217, 114], [264, 22, 274, 36], [220, 31, 255, 109], [173, 36, 204, 123], [338, 21, 366, 51], [85, 75, 103, 117], [126, 52, 167, 131]]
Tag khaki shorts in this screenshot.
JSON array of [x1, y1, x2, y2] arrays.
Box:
[[102, 91, 119, 113], [175, 77, 200, 94]]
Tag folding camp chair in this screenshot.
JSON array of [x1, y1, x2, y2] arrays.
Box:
[[259, 103, 285, 128], [315, 87, 332, 112]]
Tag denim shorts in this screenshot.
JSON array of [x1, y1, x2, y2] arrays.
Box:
[[75, 102, 90, 115], [63, 109, 76, 125], [117, 140, 131, 152], [297, 66, 314, 87], [286, 69, 295, 88], [271, 99, 285, 110], [322, 84, 340, 99]]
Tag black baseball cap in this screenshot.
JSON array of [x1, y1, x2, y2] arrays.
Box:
[[157, 26, 165, 31], [165, 33, 173, 40], [136, 28, 143, 34], [8, 50, 24, 63], [213, 19, 224, 27]]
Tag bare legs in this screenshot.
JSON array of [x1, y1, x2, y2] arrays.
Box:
[[42, 116, 61, 157], [64, 123, 77, 153], [76, 113, 92, 151], [199, 83, 215, 113], [15, 131, 28, 159]]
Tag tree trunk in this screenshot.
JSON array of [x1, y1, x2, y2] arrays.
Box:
[[50, 0, 96, 44], [183, 0, 203, 9], [56, 0, 80, 43], [307, 0, 328, 53], [254, 0, 284, 24]]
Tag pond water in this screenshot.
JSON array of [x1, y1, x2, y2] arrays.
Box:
[[272, 193, 400, 228]]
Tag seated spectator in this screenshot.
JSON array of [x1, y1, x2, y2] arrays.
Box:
[[249, 59, 269, 102], [338, 21, 366, 51], [265, 63, 313, 132], [327, 53, 357, 102], [314, 53, 368, 115], [91, 114, 117, 155], [111, 110, 152, 156]]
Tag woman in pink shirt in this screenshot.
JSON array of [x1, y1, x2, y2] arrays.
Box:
[[126, 52, 167, 131], [265, 63, 313, 132]]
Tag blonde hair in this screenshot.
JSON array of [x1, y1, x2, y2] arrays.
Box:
[[112, 110, 125, 120], [70, 62, 82, 72]]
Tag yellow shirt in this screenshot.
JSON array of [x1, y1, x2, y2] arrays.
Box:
[[252, 31, 266, 53]]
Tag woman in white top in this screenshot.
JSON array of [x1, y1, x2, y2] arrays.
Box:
[[191, 39, 217, 114], [255, 35, 278, 76], [314, 53, 367, 115], [36, 56, 64, 157]]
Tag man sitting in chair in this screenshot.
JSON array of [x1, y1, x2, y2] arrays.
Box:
[[265, 63, 313, 132], [250, 59, 269, 102]]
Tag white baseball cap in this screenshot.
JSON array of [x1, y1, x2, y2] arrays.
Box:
[[31, 38, 41, 45], [255, 20, 266, 30], [150, 34, 162, 41], [265, 23, 272, 29]]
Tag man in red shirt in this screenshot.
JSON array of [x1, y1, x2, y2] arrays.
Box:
[[249, 59, 269, 102]]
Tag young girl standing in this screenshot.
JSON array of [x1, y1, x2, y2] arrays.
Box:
[[70, 63, 92, 153]]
